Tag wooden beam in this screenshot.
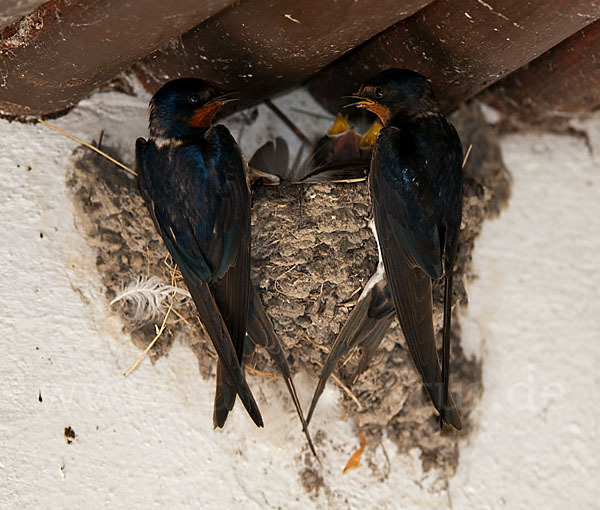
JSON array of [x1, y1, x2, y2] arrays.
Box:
[[307, 0, 600, 113], [0, 0, 235, 116], [479, 20, 600, 127], [0, 1, 45, 28], [133, 0, 433, 109]]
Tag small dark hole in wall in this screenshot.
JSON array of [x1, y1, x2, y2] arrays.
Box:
[[64, 426, 76, 445]]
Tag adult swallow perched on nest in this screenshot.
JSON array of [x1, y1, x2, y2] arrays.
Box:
[[310, 69, 463, 429], [135, 78, 315, 452]]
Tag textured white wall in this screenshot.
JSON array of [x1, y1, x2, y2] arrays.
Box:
[[0, 87, 598, 509], [452, 118, 600, 509]]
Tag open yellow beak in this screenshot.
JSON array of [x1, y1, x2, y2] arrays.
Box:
[[327, 113, 351, 135], [359, 119, 383, 148]]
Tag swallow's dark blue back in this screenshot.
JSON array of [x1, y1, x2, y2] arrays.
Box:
[[137, 125, 249, 281], [371, 115, 462, 279], [136, 124, 251, 367], [368, 112, 463, 429]]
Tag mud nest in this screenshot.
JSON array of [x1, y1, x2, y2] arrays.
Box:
[[67, 100, 510, 479]]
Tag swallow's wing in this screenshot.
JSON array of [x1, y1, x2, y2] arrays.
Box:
[[204, 126, 254, 427], [246, 285, 316, 456], [297, 160, 369, 183], [350, 278, 396, 383], [136, 136, 262, 428], [248, 137, 290, 180], [370, 127, 461, 429], [436, 121, 463, 428], [203, 126, 252, 360], [296, 129, 368, 182], [371, 127, 442, 279], [306, 275, 395, 425]]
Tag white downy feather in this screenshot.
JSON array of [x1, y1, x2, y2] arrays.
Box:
[[110, 275, 190, 327]]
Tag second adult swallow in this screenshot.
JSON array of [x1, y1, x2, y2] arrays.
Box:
[[336, 69, 463, 429]]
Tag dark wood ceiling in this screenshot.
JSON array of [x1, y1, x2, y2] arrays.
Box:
[[1, 0, 599, 125]]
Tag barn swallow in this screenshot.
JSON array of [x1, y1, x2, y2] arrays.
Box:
[[136, 79, 316, 451], [135, 78, 263, 428], [342, 69, 463, 429]]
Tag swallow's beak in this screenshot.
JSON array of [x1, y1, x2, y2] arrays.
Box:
[[343, 90, 390, 125], [342, 94, 374, 109], [189, 91, 239, 128], [207, 90, 239, 106]]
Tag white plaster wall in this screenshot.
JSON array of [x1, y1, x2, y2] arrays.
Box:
[[0, 87, 598, 509]]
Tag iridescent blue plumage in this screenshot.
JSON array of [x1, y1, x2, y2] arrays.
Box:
[[136, 79, 316, 452], [367, 69, 463, 429], [136, 78, 260, 428], [311, 69, 463, 430]]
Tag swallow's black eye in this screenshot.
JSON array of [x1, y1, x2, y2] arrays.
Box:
[[375, 87, 385, 98], [188, 93, 201, 104]]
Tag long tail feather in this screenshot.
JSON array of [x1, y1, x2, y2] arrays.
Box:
[[247, 286, 317, 456], [213, 361, 238, 428], [182, 270, 263, 428], [307, 277, 395, 425]]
